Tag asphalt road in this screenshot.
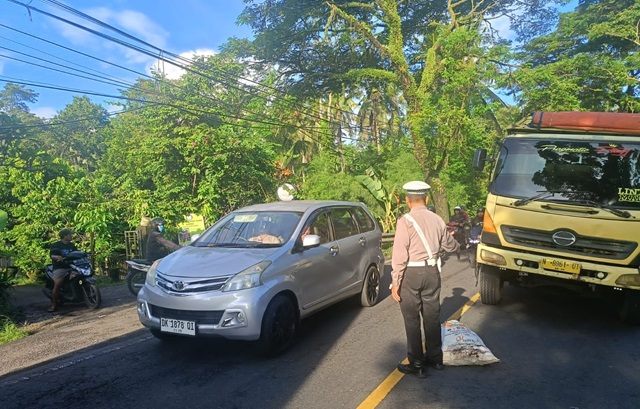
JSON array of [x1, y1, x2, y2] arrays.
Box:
[[1, 252, 639, 409]]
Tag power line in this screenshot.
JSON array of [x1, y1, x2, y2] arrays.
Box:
[[7, 0, 360, 126], [2, 2, 389, 146]]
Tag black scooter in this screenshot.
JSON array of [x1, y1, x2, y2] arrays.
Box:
[[43, 251, 101, 309], [125, 259, 152, 296]]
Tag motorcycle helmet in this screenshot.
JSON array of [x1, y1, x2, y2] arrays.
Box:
[[427, 205, 436, 212], [454, 206, 461, 211], [150, 217, 166, 233], [477, 207, 485, 213]]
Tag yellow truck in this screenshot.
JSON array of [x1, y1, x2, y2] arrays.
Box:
[[473, 112, 640, 323]]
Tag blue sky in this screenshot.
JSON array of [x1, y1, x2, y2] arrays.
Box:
[[0, 0, 253, 118]]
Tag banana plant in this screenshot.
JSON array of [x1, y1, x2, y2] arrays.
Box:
[[355, 168, 399, 232]]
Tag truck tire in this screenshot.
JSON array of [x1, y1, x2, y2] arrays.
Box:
[[620, 291, 640, 325], [479, 266, 503, 305]]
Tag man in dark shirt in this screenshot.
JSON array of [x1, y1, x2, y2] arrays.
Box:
[[146, 218, 181, 262], [49, 229, 78, 312]]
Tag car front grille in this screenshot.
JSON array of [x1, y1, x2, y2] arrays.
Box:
[[501, 225, 637, 260], [149, 305, 224, 325], [156, 272, 233, 293]]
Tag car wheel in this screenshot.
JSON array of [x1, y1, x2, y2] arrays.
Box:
[[479, 265, 503, 305], [360, 265, 380, 307], [257, 295, 299, 356]]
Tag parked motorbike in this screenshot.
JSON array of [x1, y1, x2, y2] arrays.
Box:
[[125, 259, 152, 296], [43, 251, 101, 309], [467, 222, 483, 269]]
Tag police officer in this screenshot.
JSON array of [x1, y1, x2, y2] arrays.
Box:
[[391, 181, 460, 378]]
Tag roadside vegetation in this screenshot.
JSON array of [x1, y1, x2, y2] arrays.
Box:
[[1, 1, 638, 340]]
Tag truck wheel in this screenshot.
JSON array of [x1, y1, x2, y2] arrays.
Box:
[[479, 266, 503, 305], [620, 291, 640, 325]]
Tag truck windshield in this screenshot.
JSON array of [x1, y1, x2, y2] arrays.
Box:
[[492, 138, 640, 210]]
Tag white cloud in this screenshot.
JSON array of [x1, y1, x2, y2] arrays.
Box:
[[52, 7, 169, 65], [486, 15, 515, 41], [31, 106, 58, 119], [149, 49, 217, 80]]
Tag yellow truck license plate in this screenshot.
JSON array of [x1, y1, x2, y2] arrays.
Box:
[[541, 258, 581, 274]]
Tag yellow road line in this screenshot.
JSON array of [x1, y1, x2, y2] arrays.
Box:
[[356, 292, 481, 409]]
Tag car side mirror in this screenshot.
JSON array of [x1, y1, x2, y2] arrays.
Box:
[[472, 148, 488, 171], [302, 234, 321, 249]]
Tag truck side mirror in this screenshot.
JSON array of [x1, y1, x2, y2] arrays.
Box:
[[473, 148, 487, 171]]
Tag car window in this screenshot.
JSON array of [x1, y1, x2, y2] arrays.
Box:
[[352, 206, 376, 232], [303, 212, 331, 244], [330, 208, 358, 240], [196, 211, 302, 247]]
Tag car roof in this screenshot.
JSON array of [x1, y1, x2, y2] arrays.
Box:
[[236, 200, 366, 213]]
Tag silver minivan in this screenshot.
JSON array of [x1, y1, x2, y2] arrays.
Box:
[[137, 200, 385, 354]]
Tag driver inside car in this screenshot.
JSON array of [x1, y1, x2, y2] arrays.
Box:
[[249, 222, 284, 244]]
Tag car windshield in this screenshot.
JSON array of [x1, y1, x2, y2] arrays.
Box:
[[492, 137, 640, 210], [193, 210, 303, 248]]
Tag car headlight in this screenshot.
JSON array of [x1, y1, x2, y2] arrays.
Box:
[[145, 260, 161, 287], [221, 261, 271, 292]]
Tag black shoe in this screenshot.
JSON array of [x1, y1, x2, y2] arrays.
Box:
[[397, 362, 427, 378], [425, 360, 444, 370]]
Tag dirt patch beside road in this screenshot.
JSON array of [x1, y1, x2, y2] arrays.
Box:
[[1, 283, 143, 378]]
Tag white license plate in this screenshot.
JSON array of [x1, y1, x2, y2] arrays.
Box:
[[160, 318, 196, 336]]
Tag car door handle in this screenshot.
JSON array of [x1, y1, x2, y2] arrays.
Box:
[[330, 246, 339, 256], [358, 237, 366, 247]]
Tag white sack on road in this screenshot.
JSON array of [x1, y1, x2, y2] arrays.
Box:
[[441, 320, 500, 366]]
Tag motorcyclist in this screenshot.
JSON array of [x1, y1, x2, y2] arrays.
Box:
[[471, 207, 485, 227], [48, 228, 78, 312], [146, 217, 182, 262], [450, 206, 467, 224]]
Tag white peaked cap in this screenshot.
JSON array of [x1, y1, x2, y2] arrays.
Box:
[[402, 180, 431, 195]]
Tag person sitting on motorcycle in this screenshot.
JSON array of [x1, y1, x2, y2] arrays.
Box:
[[471, 207, 485, 227], [450, 206, 467, 225], [146, 217, 182, 262], [48, 228, 78, 312]]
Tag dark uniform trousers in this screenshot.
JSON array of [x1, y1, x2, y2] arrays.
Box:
[[399, 264, 443, 365]]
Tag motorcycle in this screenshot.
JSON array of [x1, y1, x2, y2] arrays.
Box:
[[447, 220, 470, 260], [43, 251, 101, 309], [467, 222, 483, 269], [125, 259, 152, 296]]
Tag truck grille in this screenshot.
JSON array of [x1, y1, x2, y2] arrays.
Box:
[[501, 226, 637, 260], [149, 305, 224, 325]]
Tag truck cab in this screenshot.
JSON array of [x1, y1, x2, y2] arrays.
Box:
[[473, 112, 640, 323]]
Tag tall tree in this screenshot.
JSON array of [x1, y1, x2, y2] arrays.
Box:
[[511, 0, 640, 113], [237, 0, 563, 207]]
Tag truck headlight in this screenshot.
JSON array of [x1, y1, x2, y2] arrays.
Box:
[[221, 261, 271, 292]]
